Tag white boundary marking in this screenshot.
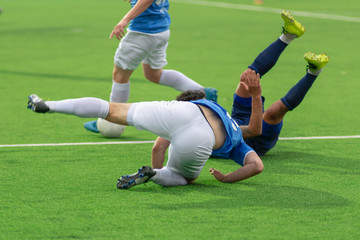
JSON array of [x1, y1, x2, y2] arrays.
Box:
[[172, 0, 360, 23], [0, 141, 156, 148], [0, 136, 359, 148], [279, 135, 360, 140]]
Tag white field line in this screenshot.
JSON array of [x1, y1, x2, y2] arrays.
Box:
[[172, 0, 360, 23], [0, 136, 359, 148], [0, 141, 156, 148], [279, 135, 360, 140]]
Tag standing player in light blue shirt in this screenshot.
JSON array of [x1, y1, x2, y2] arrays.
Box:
[[84, 0, 217, 136]]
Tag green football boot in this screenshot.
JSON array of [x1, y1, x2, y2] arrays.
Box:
[[281, 10, 305, 38], [304, 52, 329, 70]]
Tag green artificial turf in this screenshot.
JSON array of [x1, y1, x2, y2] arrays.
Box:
[[1, 0, 359, 239]]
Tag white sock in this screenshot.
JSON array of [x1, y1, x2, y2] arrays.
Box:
[[307, 68, 322, 76], [159, 70, 203, 92], [45, 98, 109, 118], [151, 166, 187, 186], [279, 33, 297, 44], [110, 81, 130, 103]]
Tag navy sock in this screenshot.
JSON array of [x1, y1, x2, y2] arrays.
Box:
[[249, 38, 288, 77], [280, 73, 317, 111]]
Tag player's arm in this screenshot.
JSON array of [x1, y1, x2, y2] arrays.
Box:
[[151, 137, 170, 169], [209, 152, 263, 183], [110, 0, 154, 40], [238, 69, 263, 139]]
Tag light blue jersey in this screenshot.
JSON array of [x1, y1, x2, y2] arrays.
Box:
[[191, 99, 254, 166], [129, 0, 170, 34]]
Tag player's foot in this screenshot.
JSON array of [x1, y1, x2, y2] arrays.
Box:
[[254, 0, 264, 5], [281, 10, 305, 38], [117, 166, 156, 190], [84, 120, 100, 133], [27, 94, 50, 113], [304, 52, 329, 70], [204, 87, 218, 102]]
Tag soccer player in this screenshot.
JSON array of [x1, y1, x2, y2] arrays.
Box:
[[83, 0, 217, 135], [151, 11, 330, 170], [27, 68, 263, 189]]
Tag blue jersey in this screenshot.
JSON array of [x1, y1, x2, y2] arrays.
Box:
[[129, 0, 170, 34], [191, 99, 254, 166]]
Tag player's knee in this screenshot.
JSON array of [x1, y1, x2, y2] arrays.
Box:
[[263, 103, 287, 125]]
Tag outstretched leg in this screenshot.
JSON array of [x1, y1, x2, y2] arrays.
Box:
[[263, 52, 330, 125], [27, 95, 132, 126]]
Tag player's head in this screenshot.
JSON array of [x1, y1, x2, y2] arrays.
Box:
[[176, 90, 205, 101]]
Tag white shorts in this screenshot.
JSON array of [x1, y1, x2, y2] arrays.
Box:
[[127, 101, 215, 179], [114, 30, 170, 70]]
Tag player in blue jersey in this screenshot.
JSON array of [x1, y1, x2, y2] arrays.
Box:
[[151, 11, 329, 168], [27, 68, 263, 189], [83, 0, 217, 136]]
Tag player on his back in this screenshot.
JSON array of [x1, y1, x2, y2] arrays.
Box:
[[84, 0, 217, 135]]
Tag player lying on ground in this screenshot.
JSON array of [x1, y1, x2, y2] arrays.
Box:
[[27, 69, 263, 189], [151, 11, 330, 172], [83, 0, 217, 136]]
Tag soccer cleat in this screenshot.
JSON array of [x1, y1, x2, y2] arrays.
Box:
[[117, 166, 156, 190], [304, 52, 329, 70], [281, 10, 305, 38], [204, 87, 218, 103], [84, 120, 100, 133], [27, 94, 50, 113]]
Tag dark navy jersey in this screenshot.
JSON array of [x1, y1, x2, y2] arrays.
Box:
[[231, 94, 283, 156]]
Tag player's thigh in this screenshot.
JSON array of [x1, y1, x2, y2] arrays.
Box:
[[263, 100, 288, 125], [127, 101, 205, 139], [166, 122, 214, 179], [143, 30, 170, 69], [114, 31, 156, 70]]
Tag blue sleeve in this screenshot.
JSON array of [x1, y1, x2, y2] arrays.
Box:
[[232, 143, 255, 166]]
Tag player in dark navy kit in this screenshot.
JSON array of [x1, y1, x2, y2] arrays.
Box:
[[228, 11, 328, 157]]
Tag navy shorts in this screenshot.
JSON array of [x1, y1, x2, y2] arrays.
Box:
[[231, 94, 283, 156]]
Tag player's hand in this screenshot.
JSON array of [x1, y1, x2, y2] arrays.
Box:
[[239, 69, 261, 97], [209, 168, 226, 182], [109, 18, 129, 40]]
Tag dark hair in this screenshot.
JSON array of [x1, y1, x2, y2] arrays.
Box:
[[176, 90, 205, 101]]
